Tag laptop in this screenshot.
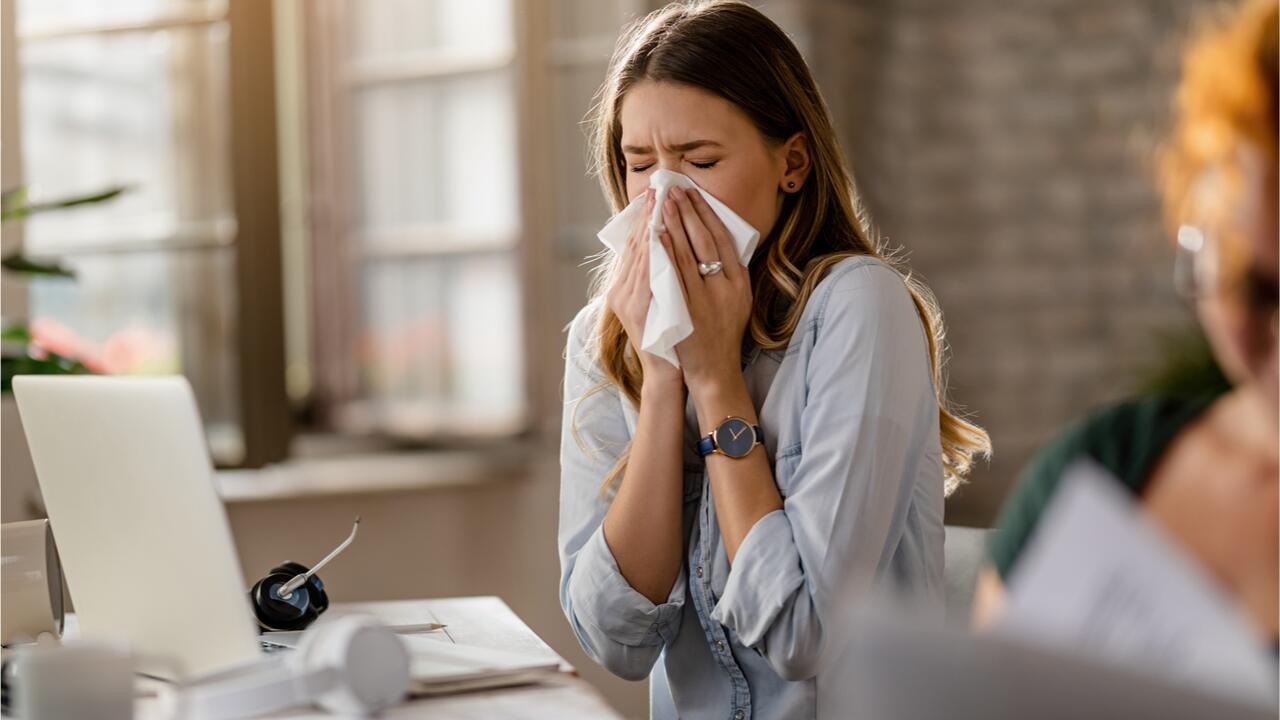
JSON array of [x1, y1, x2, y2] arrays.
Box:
[[12, 376, 263, 679]]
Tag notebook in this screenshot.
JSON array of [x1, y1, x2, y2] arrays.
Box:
[[398, 636, 561, 696]]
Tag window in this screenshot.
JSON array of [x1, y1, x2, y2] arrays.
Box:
[[305, 0, 528, 439], [5, 0, 651, 472], [9, 0, 288, 466]]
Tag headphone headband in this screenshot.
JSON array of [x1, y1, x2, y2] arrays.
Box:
[[183, 659, 335, 720], [178, 616, 409, 719]]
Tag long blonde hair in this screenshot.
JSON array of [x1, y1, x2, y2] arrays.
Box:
[[580, 0, 990, 495]]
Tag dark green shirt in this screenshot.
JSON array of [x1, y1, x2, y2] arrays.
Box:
[[989, 392, 1222, 580]]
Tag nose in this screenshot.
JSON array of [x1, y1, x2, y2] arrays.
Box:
[[656, 155, 681, 173]]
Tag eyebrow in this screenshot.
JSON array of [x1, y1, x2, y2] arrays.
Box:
[[621, 139, 723, 154]]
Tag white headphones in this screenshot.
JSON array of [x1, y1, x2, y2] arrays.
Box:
[[181, 615, 410, 719]]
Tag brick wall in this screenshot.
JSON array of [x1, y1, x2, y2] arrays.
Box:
[[800, 0, 1221, 525]]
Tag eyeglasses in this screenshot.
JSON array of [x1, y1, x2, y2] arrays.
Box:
[[1173, 224, 1212, 299], [1175, 223, 1279, 339]]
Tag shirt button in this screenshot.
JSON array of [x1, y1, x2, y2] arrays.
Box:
[[734, 711, 745, 720], [715, 640, 725, 653], [696, 565, 704, 578]]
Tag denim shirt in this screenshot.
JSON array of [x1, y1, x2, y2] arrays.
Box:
[[558, 256, 945, 720]]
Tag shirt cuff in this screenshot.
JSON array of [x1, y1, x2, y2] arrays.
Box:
[[571, 524, 686, 647], [710, 509, 804, 646]]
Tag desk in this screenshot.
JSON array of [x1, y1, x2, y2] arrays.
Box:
[[107, 597, 618, 719]]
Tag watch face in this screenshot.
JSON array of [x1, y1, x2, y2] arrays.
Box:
[[714, 417, 756, 458]]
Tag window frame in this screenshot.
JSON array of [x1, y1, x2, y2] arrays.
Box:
[[302, 0, 552, 443], [8, 0, 291, 468]]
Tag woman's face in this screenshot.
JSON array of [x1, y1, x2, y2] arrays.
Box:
[[1197, 147, 1279, 421], [618, 80, 802, 240]]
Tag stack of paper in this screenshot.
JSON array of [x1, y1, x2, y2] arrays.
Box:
[[399, 636, 561, 696]]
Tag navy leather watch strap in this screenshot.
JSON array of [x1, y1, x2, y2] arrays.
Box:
[[696, 434, 716, 458], [697, 422, 764, 458]]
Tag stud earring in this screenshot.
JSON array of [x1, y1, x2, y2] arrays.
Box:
[[787, 181, 797, 190]]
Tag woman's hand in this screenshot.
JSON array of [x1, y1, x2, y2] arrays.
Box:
[[606, 188, 684, 390], [659, 186, 753, 402]]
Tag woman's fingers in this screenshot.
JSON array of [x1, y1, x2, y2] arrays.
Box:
[[657, 231, 688, 298], [615, 232, 638, 299], [664, 198, 705, 293], [636, 231, 651, 299], [661, 194, 694, 266], [687, 190, 743, 284], [670, 187, 719, 267], [621, 190, 654, 290], [628, 188, 654, 241]]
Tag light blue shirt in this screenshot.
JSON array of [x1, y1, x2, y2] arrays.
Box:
[[559, 256, 945, 720]]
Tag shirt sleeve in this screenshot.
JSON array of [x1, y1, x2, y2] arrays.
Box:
[[557, 302, 686, 682], [709, 261, 940, 682]]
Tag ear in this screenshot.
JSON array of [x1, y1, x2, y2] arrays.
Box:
[[779, 132, 811, 194]]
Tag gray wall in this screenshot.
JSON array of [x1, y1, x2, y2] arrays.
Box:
[[804, 0, 1217, 525]]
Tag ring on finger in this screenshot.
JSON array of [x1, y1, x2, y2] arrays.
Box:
[[697, 261, 723, 277]]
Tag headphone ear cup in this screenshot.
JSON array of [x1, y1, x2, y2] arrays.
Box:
[[250, 571, 315, 632], [299, 616, 409, 716], [268, 562, 329, 618], [305, 575, 330, 615]]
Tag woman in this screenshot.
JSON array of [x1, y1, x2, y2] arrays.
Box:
[[558, 2, 990, 718], [973, 0, 1278, 645]]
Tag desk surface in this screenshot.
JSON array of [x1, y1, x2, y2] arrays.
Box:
[[133, 596, 620, 719]]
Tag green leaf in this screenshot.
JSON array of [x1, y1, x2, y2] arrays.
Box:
[[1, 253, 76, 278], [1, 324, 32, 343], [1, 187, 28, 217], [1, 353, 93, 393], [1, 185, 129, 222]]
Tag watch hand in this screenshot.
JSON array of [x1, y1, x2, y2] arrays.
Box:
[[730, 426, 745, 441]]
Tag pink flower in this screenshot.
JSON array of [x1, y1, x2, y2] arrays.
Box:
[[98, 328, 171, 375], [28, 317, 92, 362]]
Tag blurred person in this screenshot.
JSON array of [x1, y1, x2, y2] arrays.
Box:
[[973, 0, 1278, 645], [557, 2, 990, 718]]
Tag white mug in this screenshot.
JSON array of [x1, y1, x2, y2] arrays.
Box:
[[12, 641, 134, 720], [1, 519, 65, 645]]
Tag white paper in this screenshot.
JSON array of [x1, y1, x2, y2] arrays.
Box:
[[399, 635, 559, 685], [999, 460, 1277, 705], [597, 169, 760, 367]]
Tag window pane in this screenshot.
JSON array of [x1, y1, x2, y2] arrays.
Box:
[[27, 249, 244, 463], [329, 0, 526, 436], [16, 0, 222, 34], [352, 71, 517, 243], [355, 254, 523, 433], [19, 25, 233, 252], [347, 0, 512, 61]]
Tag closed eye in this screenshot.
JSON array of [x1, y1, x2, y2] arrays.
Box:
[[629, 164, 653, 173], [689, 160, 718, 169]]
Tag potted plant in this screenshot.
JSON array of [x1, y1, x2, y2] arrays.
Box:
[[1, 185, 125, 521]]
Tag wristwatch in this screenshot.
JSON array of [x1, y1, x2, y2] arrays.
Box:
[[696, 416, 763, 459]]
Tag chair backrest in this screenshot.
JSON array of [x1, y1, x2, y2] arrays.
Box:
[[943, 525, 994, 624]]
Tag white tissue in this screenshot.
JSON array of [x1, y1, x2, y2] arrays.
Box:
[[597, 170, 760, 368]]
